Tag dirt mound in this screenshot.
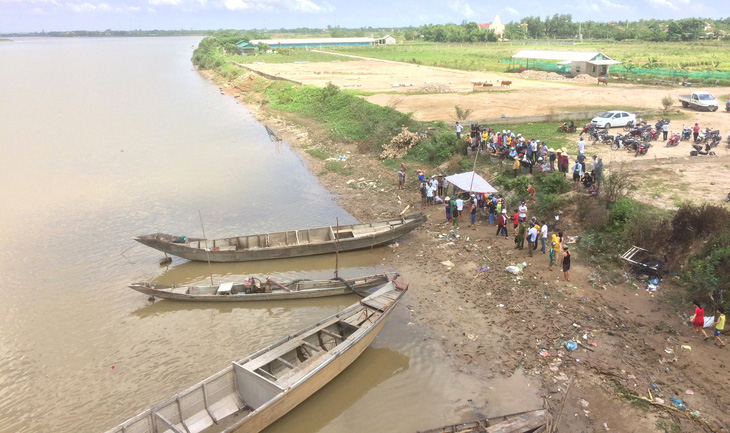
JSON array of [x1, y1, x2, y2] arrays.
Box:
[[573, 74, 597, 83], [519, 70, 568, 81], [411, 82, 453, 93]]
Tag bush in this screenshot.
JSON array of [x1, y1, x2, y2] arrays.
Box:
[[409, 130, 462, 164]]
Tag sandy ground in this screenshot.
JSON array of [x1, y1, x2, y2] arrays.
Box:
[[208, 67, 730, 433]]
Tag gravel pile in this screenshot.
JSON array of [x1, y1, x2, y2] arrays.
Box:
[[410, 83, 453, 93]]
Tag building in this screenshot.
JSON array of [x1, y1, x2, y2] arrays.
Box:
[[235, 40, 257, 55], [247, 36, 395, 49], [478, 14, 505, 39], [511, 49, 622, 77]]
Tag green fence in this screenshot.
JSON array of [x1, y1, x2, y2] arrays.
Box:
[[502, 58, 730, 83]]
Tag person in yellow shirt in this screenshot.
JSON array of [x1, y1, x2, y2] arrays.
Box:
[[715, 307, 726, 347], [513, 156, 520, 178], [551, 233, 561, 257]]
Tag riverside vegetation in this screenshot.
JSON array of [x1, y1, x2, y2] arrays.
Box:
[[193, 32, 730, 328]]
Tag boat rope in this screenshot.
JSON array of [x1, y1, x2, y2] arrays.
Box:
[[332, 277, 367, 298]]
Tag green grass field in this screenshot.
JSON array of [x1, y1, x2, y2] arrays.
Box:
[[320, 40, 730, 74]]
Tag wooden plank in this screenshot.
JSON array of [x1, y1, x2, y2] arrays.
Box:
[[201, 382, 218, 423], [276, 357, 295, 370], [319, 329, 343, 340], [295, 230, 300, 245], [155, 412, 184, 433], [176, 397, 192, 433], [302, 341, 321, 352]]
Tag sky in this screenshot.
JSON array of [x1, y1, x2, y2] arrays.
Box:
[[1, 0, 728, 33]]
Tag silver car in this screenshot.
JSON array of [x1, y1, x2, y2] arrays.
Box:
[[591, 111, 636, 129]]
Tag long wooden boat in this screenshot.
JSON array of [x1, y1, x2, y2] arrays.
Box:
[[129, 273, 394, 302], [417, 409, 550, 433], [134, 213, 427, 263], [104, 280, 408, 433]]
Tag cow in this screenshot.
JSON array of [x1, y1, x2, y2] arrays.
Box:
[[597, 77, 608, 86], [499, 80, 512, 88]]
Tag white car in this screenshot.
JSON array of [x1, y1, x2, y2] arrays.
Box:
[[590, 111, 636, 129]]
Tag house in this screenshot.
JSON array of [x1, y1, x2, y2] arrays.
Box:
[[376, 35, 397, 45], [478, 14, 505, 39], [511, 49, 622, 77], [247, 37, 386, 49], [235, 40, 257, 55]]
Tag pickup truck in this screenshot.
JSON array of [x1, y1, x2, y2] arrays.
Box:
[[678, 91, 718, 111]]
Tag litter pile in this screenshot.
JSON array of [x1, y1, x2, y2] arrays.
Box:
[[519, 70, 567, 81], [572, 74, 597, 83], [410, 83, 453, 93], [380, 128, 422, 159]]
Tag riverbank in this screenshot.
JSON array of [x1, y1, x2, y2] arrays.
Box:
[[202, 68, 730, 433]]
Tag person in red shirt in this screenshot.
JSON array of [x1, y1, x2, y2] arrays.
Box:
[[690, 300, 709, 340], [692, 123, 700, 142], [512, 209, 520, 235]]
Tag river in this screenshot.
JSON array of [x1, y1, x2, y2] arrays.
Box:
[[0, 37, 538, 433]]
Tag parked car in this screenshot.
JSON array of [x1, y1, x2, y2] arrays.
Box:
[[591, 111, 636, 129], [678, 91, 718, 111]]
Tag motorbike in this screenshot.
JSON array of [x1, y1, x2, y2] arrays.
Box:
[[726, 100, 730, 112], [557, 121, 576, 133], [635, 141, 651, 157], [708, 134, 722, 148], [596, 131, 614, 145], [641, 128, 659, 142], [580, 123, 597, 136], [690, 143, 716, 157], [666, 132, 681, 147], [695, 128, 720, 143], [629, 124, 651, 138], [611, 133, 638, 151], [681, 125, 692, 141]]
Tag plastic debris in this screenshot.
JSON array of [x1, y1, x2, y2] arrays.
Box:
[[476, 267, 490, 272], [441, 260, 455, 267], [539, 350, 550, 357], [505, 266, 522, 275], [681, 345, 692, 351], [565, 341, 578, 351], [685, 389, 694, 395], [670, 397, 686, 410]]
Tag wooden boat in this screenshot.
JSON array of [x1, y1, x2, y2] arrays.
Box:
[[104, 280, 408, 433], [134, 213, 427, 263], [417, 409, 550, 433], [129, 273, 394, 302]]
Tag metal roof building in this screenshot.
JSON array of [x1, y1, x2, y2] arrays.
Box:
[[511, 49, 621, 77], [248, 37, 394, 48]]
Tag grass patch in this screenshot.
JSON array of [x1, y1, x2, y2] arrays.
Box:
[[321, 40, 730, 75], [323, 160, 353, 175], [231, 48, 354, 64], [306, 148, 329, 159]]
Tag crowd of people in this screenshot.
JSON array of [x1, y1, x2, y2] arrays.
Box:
[[460, 123, 604, 196]]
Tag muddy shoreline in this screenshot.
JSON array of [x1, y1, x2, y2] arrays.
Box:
[[204, 69, 730, 433]]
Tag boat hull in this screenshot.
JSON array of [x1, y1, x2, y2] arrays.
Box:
[[128, 274, 392, 302], [104, 281, 408, 433], [135, 214, 426, 263]]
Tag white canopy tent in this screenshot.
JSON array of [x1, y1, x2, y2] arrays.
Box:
[[444, 171, 499, 194]]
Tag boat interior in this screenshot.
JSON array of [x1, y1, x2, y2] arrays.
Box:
[[106, 295, 395, 433], [178, 218, 408, 251]]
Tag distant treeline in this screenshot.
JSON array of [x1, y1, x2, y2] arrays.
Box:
[[0, 29, 207, 37], [6, 16, 730, 42]]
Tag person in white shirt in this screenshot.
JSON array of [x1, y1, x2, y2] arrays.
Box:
[[572, 161, 583, 185], [527, 223, 538, 257], [518, 201, 527, 222], [456, 122, 463, 140], [662, 122, 670, 141], [455, 197, 464, 213], [577, 137, 586, 154], [540, 222, 549, 254]]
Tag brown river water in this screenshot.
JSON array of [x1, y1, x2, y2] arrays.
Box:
[[0, 37, 539, 432]]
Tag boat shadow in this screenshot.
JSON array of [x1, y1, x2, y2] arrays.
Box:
[[150, 249, 391, 287], [262, 346, 410, 433], [130, 293, 362, 318]]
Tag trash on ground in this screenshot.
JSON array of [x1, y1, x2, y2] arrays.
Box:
[[565, 341, 578, 352]]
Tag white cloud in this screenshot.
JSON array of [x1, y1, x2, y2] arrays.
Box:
[[446, 1, 475, 18], [647, 0, 679, 10], [148, 0, 183, 5], [65, 2, 98, 11], [506, 7, 519, 15], [218, 0, 330, 12], [599, 0, 630, 10]]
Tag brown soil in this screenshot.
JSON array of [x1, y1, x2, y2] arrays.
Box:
[[205, 67, 730, 433]]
